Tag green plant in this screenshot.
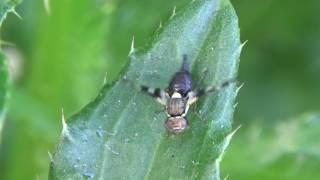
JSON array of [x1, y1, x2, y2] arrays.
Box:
[[0, 0, 21, 25], [0, 0, 21, 141], [223, 113, 320, 180], [0, 53, 9, 140], [49, 0, 242, 179]]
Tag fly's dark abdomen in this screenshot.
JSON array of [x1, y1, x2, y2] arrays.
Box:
[[168, 55, 192, 96], [168, 71, 192, 96]]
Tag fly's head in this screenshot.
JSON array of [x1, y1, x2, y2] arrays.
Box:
[[165, 116, 188, 134]]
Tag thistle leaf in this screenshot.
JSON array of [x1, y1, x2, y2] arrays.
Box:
[[50, 0, 242, 179], [0, 0, 22, 25]]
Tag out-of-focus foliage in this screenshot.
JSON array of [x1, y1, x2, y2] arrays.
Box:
[[0, 0, 22, 143], [0, 0, 320, 179], [0, 53, 9, 140], [223, 113, 320, 180], [234, 0, 320, 123], [0, 0, 22, 25]]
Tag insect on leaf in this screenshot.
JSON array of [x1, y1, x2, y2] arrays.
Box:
[[49, 0, 242, 179]]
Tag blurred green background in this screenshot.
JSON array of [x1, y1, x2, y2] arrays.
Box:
[[1, 0, 320, 179]]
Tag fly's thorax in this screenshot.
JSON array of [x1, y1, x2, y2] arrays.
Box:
[[165, 116, 188, 134], [166, 92, 187, 116]]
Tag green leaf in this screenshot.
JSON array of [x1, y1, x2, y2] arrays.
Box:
[[0, 53, 9, 140], [0, 0, 22, 25], [50, 0, 242, 179], [223, 113, 320, 180], [0, 0, 21, 140], [25, 0, 110, 116]]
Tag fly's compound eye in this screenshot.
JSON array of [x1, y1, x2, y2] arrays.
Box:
[[165, 117, 188, 134]]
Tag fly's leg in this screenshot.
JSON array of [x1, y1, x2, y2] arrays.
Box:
[[140, 85, 167, 105], [187, 79, 237, 105], [122, 78, 167, 105]]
